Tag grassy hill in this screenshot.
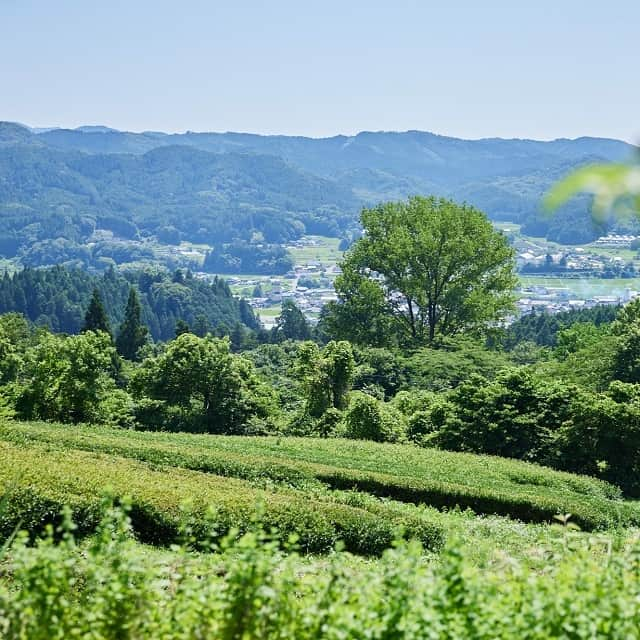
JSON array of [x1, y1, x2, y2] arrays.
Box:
[[1, 421, 637, 553]]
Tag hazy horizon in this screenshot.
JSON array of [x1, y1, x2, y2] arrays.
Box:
[[8, 121, 637, 146]]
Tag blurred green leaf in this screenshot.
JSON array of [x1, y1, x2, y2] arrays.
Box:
[[544, 163, 640, 221]]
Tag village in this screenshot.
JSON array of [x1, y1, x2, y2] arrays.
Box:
[[516, 283, 636, 316], [191, 232, 640, 327], [513, 232, 640, 315], [223, 267, 340, 328], [514, 233, 638, 273], [202, 236, 343, 328]]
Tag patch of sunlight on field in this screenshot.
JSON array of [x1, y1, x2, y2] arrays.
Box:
[[288, 236, 343, 265], [519, 275, 640, 298]]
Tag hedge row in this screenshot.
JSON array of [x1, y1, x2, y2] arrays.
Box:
[[1, 422, 636, 531], [0, 440, 444, 555]]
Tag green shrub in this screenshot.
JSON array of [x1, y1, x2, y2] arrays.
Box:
[[343, 392, 406, 443], [2, 505, 640, 639]]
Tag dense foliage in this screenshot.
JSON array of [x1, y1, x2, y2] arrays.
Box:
[[2, 278, 640, 498], [131, 333, 276, 434], [115, 288, 149, 360], [327, 196, 517, 345], [3, 504, 640, 639], [11, 330, 125, 425], [0, 265, 259, 340]]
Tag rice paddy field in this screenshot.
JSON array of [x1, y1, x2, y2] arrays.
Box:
[[519, 275, 640, 298], [286, 235, 343, 265]]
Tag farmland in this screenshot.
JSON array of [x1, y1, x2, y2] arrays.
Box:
[[2, 420, 640, 638], [1, 421, 637, 549], [519, 275, 640, 298]]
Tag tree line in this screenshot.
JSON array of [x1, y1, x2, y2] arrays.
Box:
[[0, 265, 260, 341]]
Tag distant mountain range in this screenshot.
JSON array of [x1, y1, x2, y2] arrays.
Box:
[[0, 121, 636, 269]]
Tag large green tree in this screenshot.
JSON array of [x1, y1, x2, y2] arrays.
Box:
[[15, 330, 127, 424], [295, 340, 355, 418], [330, 196, 517, 345], [272, 300, 311, 342]]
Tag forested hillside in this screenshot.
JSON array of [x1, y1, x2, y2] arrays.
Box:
[[0, 123, 356, 267], [0, 122, 635, 269], [0, 266, 259, 340]]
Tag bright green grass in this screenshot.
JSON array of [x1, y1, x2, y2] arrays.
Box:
[[122, 503, 585, 572], [329, 488, 616, 570], [287, 235, 342, 265], [1, 421, 635, 531], [1, 421, 629, 570]]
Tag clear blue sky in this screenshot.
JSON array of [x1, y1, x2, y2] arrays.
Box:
[[1, 0, 638, 142]]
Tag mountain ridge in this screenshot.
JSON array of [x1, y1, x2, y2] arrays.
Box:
[[13, 120, 632, 145], [0, 121, 636, 269]]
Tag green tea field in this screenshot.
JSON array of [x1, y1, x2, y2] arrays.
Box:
[[1, 421, 637, 555], [2, 420, 640, 638]]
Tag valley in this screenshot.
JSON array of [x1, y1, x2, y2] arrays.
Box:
[[3, 2, 640, 635]]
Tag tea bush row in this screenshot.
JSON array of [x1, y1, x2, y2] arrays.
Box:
[[0, 440, 444, 555], [2, 421, 635, 530]]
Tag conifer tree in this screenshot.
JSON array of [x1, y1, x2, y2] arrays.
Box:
[[116, 287, 148, 361], [174, 319, 191, 338], [230, 322, 245, 352], [82, 288, 111, 335], [272, 300, 311, 342]]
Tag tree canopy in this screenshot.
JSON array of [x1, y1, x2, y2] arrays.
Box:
[[329, 196, 517, 345], [15, 330, 125, 425], [132, 334, 276, 434]]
